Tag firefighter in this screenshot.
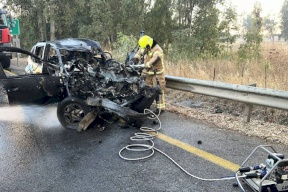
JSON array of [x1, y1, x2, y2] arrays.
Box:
[[133, 35, 166, 114]]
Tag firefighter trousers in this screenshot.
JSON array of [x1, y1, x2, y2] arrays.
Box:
[[144, 73, 166, 110]]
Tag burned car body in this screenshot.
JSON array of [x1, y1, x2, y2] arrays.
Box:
[[0, 38, 160, 130]]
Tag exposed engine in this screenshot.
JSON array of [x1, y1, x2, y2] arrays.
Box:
[[63, 54, 158, 109]]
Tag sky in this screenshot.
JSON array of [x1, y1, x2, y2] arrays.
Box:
[[230, 0, 285, 17]]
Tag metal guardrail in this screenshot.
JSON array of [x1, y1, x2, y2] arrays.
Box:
[[165, 75, 288, 122]]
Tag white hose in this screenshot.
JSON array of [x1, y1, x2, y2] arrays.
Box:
[[118, 108, 245, 183], [118, 109, 160, 161]]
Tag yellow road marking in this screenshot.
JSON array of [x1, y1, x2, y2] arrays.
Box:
[[157, 133, 240, 172], [4, 69, 17, 76]]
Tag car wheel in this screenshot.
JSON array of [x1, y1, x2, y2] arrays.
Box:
[[0, 56, 11, 69], [57, 97, 90, 130]]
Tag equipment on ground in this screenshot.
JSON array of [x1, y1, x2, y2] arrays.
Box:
[[236, 145, 288, 192], [0, 7, 15, 68]]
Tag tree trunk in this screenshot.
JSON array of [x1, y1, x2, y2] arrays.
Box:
[[37, 14, 44, 40], [50, 12, 55, 40], [37, 10, 46, 41]]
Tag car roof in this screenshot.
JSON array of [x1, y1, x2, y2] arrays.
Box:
[[37, 38, 103, 52]]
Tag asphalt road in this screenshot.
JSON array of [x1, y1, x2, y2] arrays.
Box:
[[0, 105, 287, 192]]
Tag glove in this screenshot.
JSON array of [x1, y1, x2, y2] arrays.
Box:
[[133, 58, 139, 64], [144, 61, 151, 68]]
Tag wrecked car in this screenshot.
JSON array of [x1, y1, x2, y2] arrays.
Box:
[[0, 38, 160, 130]]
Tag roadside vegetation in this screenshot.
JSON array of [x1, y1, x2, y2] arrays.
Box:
[[4, 0, 288, 91], [166, 41, 288, 91]]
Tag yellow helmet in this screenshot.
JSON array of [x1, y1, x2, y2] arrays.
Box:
[[138, 35, 153, 49]]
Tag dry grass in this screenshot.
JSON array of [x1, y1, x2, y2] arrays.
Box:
[[164, 42, 288, 145], [165, 41, 288, 91]]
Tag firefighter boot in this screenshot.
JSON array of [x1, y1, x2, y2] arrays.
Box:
[[155, 92, 165, 115]]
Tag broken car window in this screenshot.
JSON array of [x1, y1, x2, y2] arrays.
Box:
[[48, 48, 59, 64], [34, 46, 45, 59], [25, 46, 44, 74]]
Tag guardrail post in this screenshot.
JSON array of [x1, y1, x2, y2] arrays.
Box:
[[243, 83, 256, 123], [243, 103, 253, 123]]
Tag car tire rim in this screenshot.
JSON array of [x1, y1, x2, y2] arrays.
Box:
[[63, 103, 85, 125]]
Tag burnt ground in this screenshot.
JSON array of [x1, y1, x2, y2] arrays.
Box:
[[165, 89, 288, 146]]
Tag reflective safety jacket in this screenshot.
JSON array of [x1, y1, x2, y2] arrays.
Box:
[[134, 44, 165, 76]]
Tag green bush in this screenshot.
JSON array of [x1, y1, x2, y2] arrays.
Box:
[[112, 32, 138, 62]]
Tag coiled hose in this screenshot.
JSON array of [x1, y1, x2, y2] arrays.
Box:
[[119, 108, 246, 186]]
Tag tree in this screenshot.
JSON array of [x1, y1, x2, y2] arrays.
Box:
[[193, 4, 220, 56], [280, 0, 288, 41], [79, 0, 151, 48], [243, 14, 253, 32], [172, 0, 197, 30], [43, 0, 92, 40], [5, 0, 242, 62], [7, 0, 45, 49], [170, 0, 224, 59], [238, 1, 263, 61], [218, 5, 238, 52], [144, 0, 173, 50], [264, 16, 277, 42], [7, 0, 89, 48], [119, 0, 150, 36]]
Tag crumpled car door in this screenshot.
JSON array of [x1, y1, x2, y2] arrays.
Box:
[[1, 74, 63, 105], [0, 46, 64, 105]]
